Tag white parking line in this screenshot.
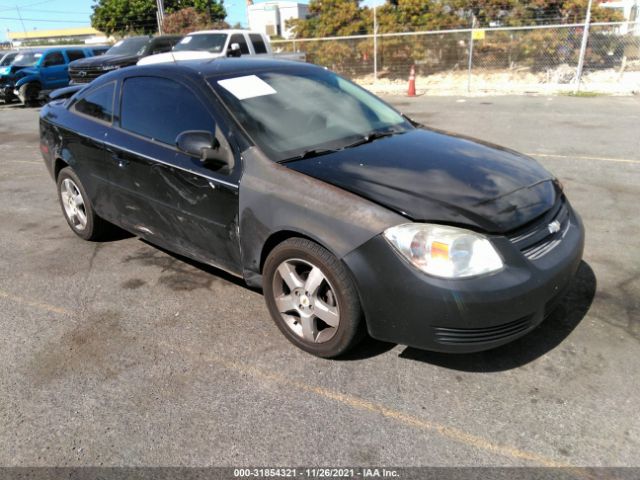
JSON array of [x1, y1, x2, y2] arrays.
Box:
[[527, 153, 640, 165]]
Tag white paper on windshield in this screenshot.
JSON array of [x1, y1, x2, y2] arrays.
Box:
[[217, 75, 277, 100], [180, 36, 192, 44]]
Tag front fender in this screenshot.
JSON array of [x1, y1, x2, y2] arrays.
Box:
[[239, 147, 407, 287], [15, 74, 40, 88]]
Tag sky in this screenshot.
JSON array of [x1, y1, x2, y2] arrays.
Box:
[[0, 0, 384, 42]]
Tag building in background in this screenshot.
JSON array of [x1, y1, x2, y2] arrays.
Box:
[[7, 27, 108, 47], [601, 0, 640, 34], [247, 1, 308, 39]]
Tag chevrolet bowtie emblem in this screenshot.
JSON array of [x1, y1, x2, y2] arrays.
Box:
[[548, 220, 561, 234]]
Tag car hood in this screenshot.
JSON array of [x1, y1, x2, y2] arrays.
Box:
[[0, 64, 29, 79], [13, 67, 38, 78], [286, 128, 558, 234], [70, 54, 139, 68], [137, 50, 222, 65]]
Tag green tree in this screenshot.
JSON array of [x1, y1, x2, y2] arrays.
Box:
[[91, 0, 226, 36], [288, 0, 368, 38], [166, 0, 226, 22], [162, 6, 228, 34]]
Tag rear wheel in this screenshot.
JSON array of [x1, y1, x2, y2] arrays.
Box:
[[57, 167, 108, 241], [263, 238, 365, 358]]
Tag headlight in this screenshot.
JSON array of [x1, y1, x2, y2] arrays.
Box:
[[101, 65, 120, 71], [383, 224, 503, 278]]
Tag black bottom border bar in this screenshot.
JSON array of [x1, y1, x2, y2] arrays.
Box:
[[0, 468, 639, 480]]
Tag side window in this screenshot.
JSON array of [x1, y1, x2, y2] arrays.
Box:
[[66, 50, 86, 62], [229, 33, 250, 55], [43, 52, 65, 67], [150, 40, 172, 55], [249, 34, 267, 54], [73, 82, 115, 123], [120, 76, 214, 146]]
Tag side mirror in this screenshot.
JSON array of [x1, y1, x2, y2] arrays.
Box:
[[176, 130, 234, 171], [227, 43, 242, 57]]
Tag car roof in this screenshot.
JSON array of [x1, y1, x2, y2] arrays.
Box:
[[85, 58, 323, 91], [186, 29, 262, 35], [158, 58, 321, 79]]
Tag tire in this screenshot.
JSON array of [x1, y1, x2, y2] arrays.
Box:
[[19, 83, 41, 107], [57, 167, 108, 241], [263, 237, 366, 358]]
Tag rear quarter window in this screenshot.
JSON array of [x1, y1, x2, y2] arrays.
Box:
[[66, 50, 86, 62], [72, 82, 116, 123], [249, 34, 267, 54]]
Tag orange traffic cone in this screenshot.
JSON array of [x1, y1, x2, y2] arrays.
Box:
[[407, 65, 416, 97]]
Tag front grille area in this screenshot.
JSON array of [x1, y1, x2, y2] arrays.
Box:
[[433, 316, 531, 345], [69, 66, 105, 84], [508, 200, 570, 261]]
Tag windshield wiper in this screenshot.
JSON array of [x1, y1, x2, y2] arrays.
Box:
[[342, 129, 403, 149], [278, 148, 338, 164]]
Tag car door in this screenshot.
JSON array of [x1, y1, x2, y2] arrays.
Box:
[[106, 74, 242, 274], [59, 81, 117, 217], [40, 51, 68, 89]]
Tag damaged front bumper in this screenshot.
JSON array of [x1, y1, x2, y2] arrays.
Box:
[[342, 202, 585, 353], [0, 82, 16, 102]]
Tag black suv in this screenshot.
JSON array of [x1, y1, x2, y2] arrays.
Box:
[[68, 35, 181, 84]]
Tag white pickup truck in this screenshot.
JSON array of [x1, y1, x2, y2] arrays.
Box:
[[138, 29, 304, 65]]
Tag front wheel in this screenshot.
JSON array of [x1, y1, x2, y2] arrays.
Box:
[[263, 238, 366, 358], [18, 83, 41, 107]]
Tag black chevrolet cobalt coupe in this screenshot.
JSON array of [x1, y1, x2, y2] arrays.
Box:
[[39, 58, 584, 358]]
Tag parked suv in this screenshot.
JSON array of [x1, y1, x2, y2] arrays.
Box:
[[68, 35, 181, 84], [0, 47, 96, 105]]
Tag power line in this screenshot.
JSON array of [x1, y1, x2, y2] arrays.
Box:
[[18, 8, 93, 14], [0, 16, 89, 23]]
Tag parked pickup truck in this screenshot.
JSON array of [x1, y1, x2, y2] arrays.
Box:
[[0, 47, 100, 105], [138, 29, 304, 65], [0, 51, 18, 67], [69, 35, 182, 84]]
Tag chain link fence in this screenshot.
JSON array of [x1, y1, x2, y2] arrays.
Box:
[[273, 22, 640, 94]]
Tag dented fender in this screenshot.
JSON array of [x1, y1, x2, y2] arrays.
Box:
[[239, 147, 407, 287]]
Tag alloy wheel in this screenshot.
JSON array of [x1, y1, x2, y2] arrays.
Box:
[[271, 258, 340, 343], [60, 178, 87, 231]]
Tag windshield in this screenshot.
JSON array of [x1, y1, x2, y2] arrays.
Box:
[[12, 51, 43, 67], [106, 37, 150, 56], [1, 53, 17, 66], [173, 33, 227, 53], [209, 68, 412, 161]]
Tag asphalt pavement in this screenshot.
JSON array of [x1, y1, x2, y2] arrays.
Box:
[[0, 94, 639, 467]]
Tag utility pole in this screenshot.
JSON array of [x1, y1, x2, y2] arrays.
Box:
[[575, 0, 593, 93], [467, 14, 476, 93], [156, 0, 165, 34], [373, 5, 378, 80]]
